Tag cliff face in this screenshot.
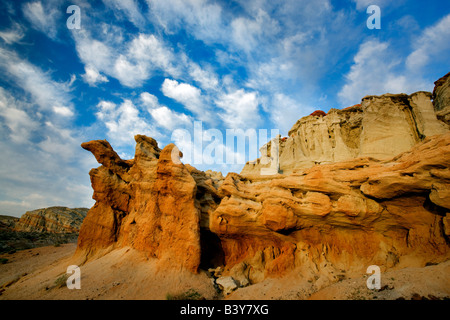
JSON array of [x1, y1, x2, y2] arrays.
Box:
[[76, 136, 208, 273], [75, 73, 450, 286], [14, 207, 88, 233], [433, 72, 450, 126], [242, 90, 448, 175], [213, 132, 450, 283]]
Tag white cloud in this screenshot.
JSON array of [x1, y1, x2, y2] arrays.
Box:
[[270, 93, 313, 134], [339, 14, 450, 107], [393, 15, 420, 32], [82, 65, 109, 86], [74, 31, 179, 87], [149, 106, 191, 130], [96, 99, 157, 146], [22, 1, 59, 39], [187, 61, 219, 91], [161, 79, 213, 122], [140, 92, 160, 109], [0, 88, 37, 143], [140, 92, 192, 130], [52, 106, 74, 117], [230, 8, 280, 52], [162, 79, 202, 107], [0, 22, 25, 44], [147, 0, 225, 43], [75, 35, 114, 72], [0, 87, 95, 217], [338, 39, 426, 106], [0, 47, 75, 118], [215, 89, 261, 129], [102, 0, 147, 28], [406, 14, 450, 72]]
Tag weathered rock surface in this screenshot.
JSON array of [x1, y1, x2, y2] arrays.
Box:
[[215, 276, 238, 295], [433, 72, 450, 127], [14, 207, 88, 233], [242, 86, 448, 175], [76, 136, 205, 273], [76, 73, 450, 288], [76, 131, 450, 283], [214, 132, 450, 283]]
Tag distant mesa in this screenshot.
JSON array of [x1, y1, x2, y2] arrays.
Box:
[[0, 215, 19, 231], [14, 207, 88, 234]]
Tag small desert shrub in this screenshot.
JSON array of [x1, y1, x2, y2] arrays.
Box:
[[54, 274, 69, 288], [0, 258, 8, 264], [166, 288, 204, 300]]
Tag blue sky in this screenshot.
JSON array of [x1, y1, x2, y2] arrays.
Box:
[[0, 0, 449, 217]]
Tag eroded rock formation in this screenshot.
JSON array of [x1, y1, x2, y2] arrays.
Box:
[[76, 136, 207, 273], [433, 72, 450, 127], [76, 73, 450, 288], [242, 90, 448, 175]]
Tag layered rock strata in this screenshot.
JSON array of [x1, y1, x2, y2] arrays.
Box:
[[242, 90, 448, 175], [76, 73, 450, 286], [433, 72, 450, 127], [14, 207, 88, 233]]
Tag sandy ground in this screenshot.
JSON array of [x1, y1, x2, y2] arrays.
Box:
[[0, 244, 217, 300], [227, 260, 450, 300], [1, 244, 449, 300], [0, 243, 77, 294], [308, 260, 450, 300]]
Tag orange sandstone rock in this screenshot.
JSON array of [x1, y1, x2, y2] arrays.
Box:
[[76, 137, 202, 273], [75, 73, 450, 284]]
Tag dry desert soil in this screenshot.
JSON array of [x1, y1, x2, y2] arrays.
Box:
[[1, 244, 449, 300]]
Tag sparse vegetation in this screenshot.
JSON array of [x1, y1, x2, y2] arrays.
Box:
[[0, 258, 8, 264], [0, 231, 78, 254], [166, 288, 204, 300], [54, 274, 69, 288]]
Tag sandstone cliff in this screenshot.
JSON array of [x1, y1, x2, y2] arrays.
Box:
[[75, 73, 450, 291], [14, 207, 88, 233], [433, 72, 450, 127], [242, 89, 448, 175]]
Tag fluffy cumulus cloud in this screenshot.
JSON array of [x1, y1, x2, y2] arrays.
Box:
[[82, 65, 109, 86], [140, 92, 192, 131], [161, 79, 214, 122], [73, 30, 179, 88], [215, 89, 261, 129], [230, 8, 280, 53], [96, 99, 157, 146]]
